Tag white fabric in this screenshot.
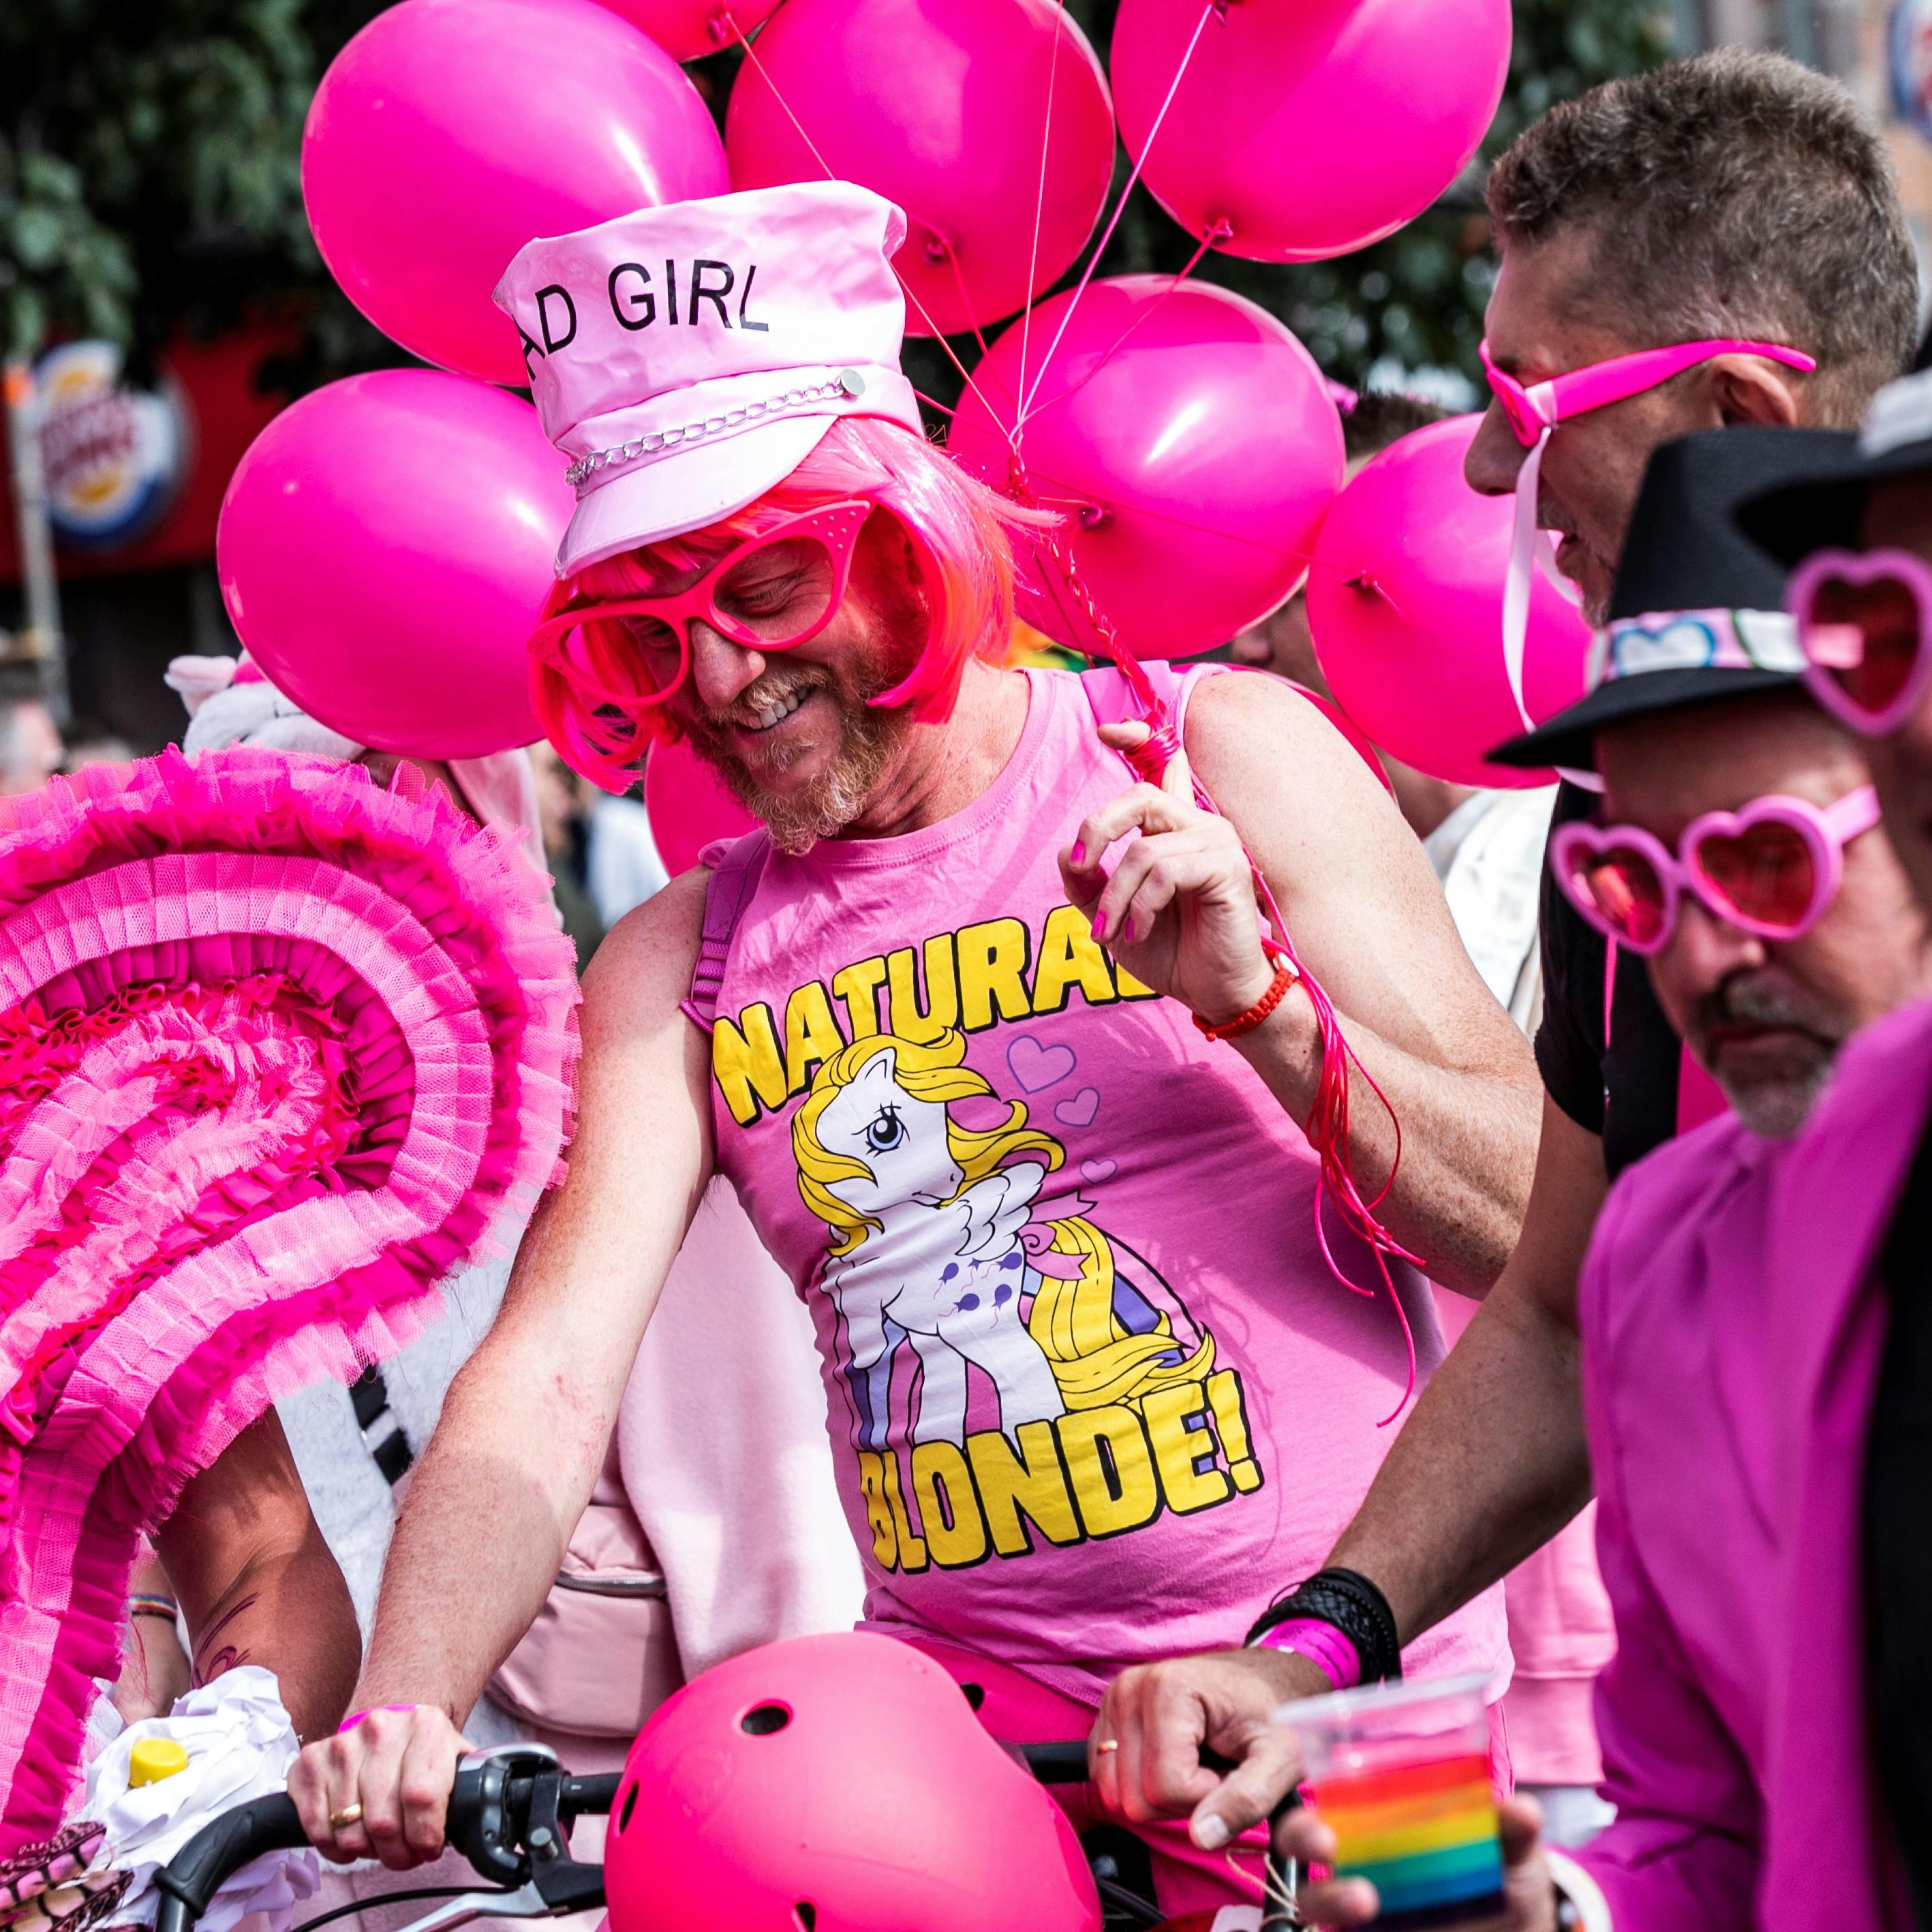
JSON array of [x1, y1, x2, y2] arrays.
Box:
[[169, 658, 358, 763], [1860, 367, 1932, 455], [585, 796, 670, 928], [1547, 1846, 1616, 1931], [82, 1670, 317, 1932], [1502, 430, 1552, 736], [615, 1180, 864, 1679], [1424, 787, 1557, 1033]]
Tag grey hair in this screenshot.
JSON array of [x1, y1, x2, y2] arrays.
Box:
[[1487, 48, 1919, 425]]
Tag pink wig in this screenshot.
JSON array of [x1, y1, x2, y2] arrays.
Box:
[[532, 418, 1056, 793]]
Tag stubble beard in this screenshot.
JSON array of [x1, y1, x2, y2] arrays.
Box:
[[1694, 972, 1849, 1141], [682, 649, 914, 857]]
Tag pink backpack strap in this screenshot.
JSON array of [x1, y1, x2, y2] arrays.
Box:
[[679, 828, 771, 1032]]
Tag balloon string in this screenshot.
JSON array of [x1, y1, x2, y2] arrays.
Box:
[[1015, 0, 1069, 433], [720, 8, 1017, 448], [1016, 220, 1226, 433], [1017, 0, 1221, 423], [938, 243, 995, 363]]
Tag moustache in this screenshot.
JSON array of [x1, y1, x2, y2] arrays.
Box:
[[692, 666, 832, 735], [1691, 972, 1839, 1044]]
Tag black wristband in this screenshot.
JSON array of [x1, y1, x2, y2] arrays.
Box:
[[1245, 1567, 1402, 1683]]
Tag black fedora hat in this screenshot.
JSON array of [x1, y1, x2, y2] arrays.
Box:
[[1736, 368, 1932, 566], [1489, 425, 1843, 771]]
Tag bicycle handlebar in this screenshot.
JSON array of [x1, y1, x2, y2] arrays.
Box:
[[153, 1765, 624, 1932], [151, 1743, 1244, 1932], [153, 1794, 306, 1932]]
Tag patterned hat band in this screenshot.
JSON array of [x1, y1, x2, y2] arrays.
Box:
[[1587, 607, 1805, 691]]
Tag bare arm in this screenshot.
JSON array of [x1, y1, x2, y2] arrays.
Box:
[[1062, 675, 1539, 1295], [1090, 1092, 1605, 1852], [153, 1412, 359, 1741], [113, 1546, 191, 1724], [290, 869, 715, 1867]]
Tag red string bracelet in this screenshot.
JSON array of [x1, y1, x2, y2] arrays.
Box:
[[1193, 945, 1298, 1043]]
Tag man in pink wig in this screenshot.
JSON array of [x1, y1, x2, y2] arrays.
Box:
[[290, 181, 1539, 1912]]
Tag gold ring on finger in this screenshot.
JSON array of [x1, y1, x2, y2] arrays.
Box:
[[328, 1804, 364, 1830]]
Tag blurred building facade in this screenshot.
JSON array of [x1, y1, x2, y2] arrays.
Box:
[[1677, 0, 1932, 309]]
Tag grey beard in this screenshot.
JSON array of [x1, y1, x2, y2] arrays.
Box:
[[1718, 1054, 1837, 1140], [696, 702, 907, 857]]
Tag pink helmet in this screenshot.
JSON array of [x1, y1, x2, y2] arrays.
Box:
[[602, 1633, 1102, 1932]]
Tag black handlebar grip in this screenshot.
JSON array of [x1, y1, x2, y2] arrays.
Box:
[[1017, 1741, 1092, 1783], [153, 1796, 307, 1932]]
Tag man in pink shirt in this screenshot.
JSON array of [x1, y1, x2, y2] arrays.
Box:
[[283, 181, 1540, 1915], [1732, 365, 1932, 1929]]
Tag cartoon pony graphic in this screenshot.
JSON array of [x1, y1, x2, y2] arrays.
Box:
[[793, 1028, 1213, 1450]]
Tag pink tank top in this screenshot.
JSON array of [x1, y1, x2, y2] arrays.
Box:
[[698, 665, 1508, 1704]]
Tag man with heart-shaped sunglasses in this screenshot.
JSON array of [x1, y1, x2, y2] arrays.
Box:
[[1706, 363, 1932, 1932]]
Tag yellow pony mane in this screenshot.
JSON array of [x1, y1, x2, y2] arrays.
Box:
[[792, 1029, 1063, 1257]]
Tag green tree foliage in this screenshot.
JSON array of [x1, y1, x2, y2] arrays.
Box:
[[1, 0, 1672, 396]]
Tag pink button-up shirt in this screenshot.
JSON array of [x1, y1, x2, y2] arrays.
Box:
[[1576, 997, 1932, 1929]]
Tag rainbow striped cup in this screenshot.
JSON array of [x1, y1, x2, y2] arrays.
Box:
[[1285, 1672, 1504, 1931]]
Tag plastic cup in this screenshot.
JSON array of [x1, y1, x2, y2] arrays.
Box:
[[1284, 1672, 1504, 1931]]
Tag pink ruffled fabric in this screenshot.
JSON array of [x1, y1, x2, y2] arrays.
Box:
[[0, 748, 580, 1845]]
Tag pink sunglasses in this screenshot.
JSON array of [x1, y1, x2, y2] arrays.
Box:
[[1479, 337, 1819, 448], [527, 500, 874, 712], [1788, 547, 1932, 738], [1551, 785, 1881, 956]]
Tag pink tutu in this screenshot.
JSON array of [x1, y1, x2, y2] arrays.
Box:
[[0, 748, 579, 1844]]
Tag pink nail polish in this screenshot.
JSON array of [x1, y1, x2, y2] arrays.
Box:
[[1071, 841, 1087, 869], [1090, 912, 1107, 942]]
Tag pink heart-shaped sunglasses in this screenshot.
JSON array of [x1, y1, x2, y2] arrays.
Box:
[[1787, 546, 1932, 738], [1550, 786, 1881, 955]]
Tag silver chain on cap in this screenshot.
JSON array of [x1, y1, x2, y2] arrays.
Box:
[[563, 369, 869, 489]]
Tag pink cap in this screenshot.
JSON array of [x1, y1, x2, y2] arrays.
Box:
[[494, 181, 925, 577]]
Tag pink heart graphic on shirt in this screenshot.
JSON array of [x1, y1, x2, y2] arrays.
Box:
[[1007, 1037, 1075, 1093], [1081, 1159, 1117, 1184], [1054, 1088, 1099, 1128]]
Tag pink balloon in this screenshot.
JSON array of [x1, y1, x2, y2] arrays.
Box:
[[592, 0, 778, 61], [1304, 416, 1593, 790], [725, 0, 1114, 338], [217, 370, 572, 761], [303, 0, 728, 386], [1111, 0, 1510, 262], [644, 737, 757, 874], [948, 276, 1344, 661]]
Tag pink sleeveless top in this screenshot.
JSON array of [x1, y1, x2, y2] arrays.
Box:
[[698, 665, 1508, 1704]]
